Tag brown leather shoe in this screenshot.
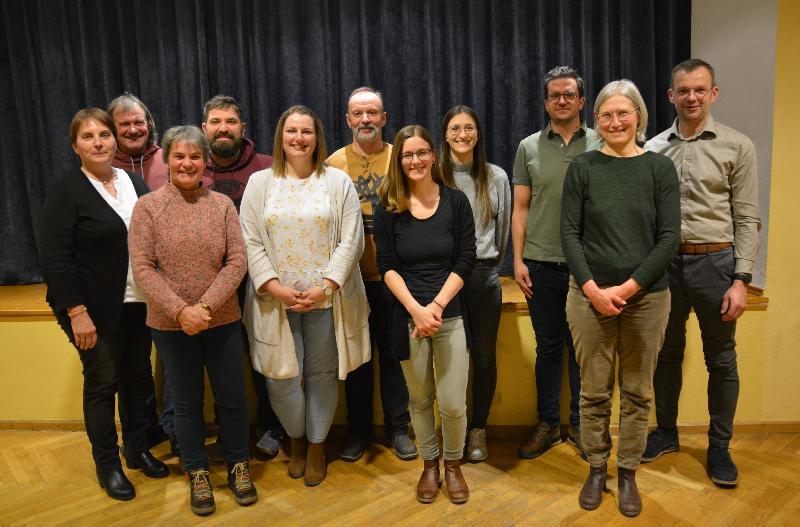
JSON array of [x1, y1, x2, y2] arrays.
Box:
[[579, 464, 608, 510], [443, 459, 469, 504], [518, 422, 562, 459], [304, 441, 327, 486], [416, 458, 441, 503], [617, 467, 642, 517], [288, 437, 307, 478]]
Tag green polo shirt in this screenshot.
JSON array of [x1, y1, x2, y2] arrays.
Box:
[[513, 123, 601, 262]]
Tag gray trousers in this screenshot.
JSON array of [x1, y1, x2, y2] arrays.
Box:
[[567, 280, 670, 469], [266, 308, 338, 443], [401, 317, 469, 461], [654, 249, 740, 448]]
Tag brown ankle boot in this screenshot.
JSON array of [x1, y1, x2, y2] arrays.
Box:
[[443, 459, 469, 504], [416, 458, 441, 503], [617, 467, 642, 517], [579, 464, 608, 510], [288, 437, 307, 479], [304, 441, 327, 486]]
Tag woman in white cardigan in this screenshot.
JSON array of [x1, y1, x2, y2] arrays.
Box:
[[240, 105, 370, 487]]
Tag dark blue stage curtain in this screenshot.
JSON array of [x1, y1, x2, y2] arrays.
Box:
[[0, 0, 689, 284]]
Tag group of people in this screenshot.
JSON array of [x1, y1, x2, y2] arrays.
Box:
[[38, 58, 759, 518]]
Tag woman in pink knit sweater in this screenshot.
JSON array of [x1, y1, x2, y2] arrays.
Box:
[[128, 126, 256, 516]]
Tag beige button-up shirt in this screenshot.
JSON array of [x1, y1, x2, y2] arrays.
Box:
[[645, 115, 760, 274]]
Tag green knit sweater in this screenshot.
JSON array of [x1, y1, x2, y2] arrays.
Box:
[[560, 150, 680, 292]]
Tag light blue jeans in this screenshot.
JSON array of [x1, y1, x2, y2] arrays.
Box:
[[401, 316, 469, 461], [266, 308, 339, 443]]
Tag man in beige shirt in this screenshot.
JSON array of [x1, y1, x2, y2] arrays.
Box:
[[643, 59, 760, 488], [326, 87, 416, 462]]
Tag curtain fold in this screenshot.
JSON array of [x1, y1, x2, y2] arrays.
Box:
[[0, 0, 689, 284]]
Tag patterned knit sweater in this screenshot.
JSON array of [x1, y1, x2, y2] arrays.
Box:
[[129, 181, 247, 330]]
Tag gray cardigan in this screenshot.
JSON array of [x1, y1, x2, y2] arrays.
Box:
[[239, 166, 371, 379]]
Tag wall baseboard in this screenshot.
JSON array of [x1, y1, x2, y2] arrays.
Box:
[[3, 421, 799, 435]]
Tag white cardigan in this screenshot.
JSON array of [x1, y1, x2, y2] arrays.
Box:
[[240, 166, 371, 379]]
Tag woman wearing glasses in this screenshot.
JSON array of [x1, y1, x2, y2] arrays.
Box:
[[440, 106, 510, 462], [373, 125, 476, 504], [560, 80, 680, 517], [240, 105, 370, 487]]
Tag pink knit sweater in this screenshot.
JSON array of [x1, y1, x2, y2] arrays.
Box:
[[129, 182, 247, 331]]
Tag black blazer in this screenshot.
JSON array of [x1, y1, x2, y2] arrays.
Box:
[[39, 168, 149, 332]]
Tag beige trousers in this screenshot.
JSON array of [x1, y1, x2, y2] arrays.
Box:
[[566, 279, 670, 470]]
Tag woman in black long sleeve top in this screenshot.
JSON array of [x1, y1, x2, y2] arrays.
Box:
[[38, 108, 167, 501], [373, 125, 476, 505]]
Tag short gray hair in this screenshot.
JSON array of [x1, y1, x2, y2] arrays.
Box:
[[593, 79, 649, 143], [161, 126, 210, 164]]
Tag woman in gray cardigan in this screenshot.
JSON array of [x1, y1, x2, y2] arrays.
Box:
[[240, 105, 370, 487]]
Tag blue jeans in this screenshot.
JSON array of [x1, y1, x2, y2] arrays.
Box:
[[152, 321, 250, 471], [344, 281, 411, 438], [161, 281, 285, 439], [654, 249, 739, 448], [463, 264, 502, 429], [267, 308, 339, 443], [525, 259, 581, 428]]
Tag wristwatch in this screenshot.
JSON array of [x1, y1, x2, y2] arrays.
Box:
[[733, 273, 752, 285], [322, 285, 334, 297]]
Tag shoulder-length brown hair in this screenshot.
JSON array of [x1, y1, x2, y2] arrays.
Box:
[[377, 124, 452, 213], [440, 105, 493, 228], [272, 105, 328, 177]]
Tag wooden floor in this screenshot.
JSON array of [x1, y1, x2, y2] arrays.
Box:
[[1, 430, 798, 526]]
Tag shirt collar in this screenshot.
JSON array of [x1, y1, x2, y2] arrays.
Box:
[[545, 121, 588, 140], [668, 114, 718, 141]]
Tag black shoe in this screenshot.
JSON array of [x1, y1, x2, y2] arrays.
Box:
[[125, 450, 169, 478], [97, 467, 135, 501], [228, 461, 258, 506], [707, 445, 739, 487], [188, 468, 215, 516], [340, 434, 370, 462], [642, 427, 679, 463], [168, 432, 180, 457], [389, 432, 418, 461]]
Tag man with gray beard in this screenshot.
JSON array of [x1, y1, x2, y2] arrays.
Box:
[[327, 87, 416, 462]]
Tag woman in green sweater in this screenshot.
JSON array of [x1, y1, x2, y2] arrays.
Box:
[[560, 80, 680, 518]]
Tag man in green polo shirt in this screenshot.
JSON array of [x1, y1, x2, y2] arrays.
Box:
[[512, 66, 601, 460]]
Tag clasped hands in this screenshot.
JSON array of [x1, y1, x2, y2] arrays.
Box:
[[264, 278, 335, 313], [410, 301, 444, 338], [582, 279, 640, 316], [178, 303, 212, 335]]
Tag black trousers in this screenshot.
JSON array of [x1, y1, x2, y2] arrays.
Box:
[[58, 302, 153, 470], [654, 249, 740, 448], [344, 281, 411, 438]]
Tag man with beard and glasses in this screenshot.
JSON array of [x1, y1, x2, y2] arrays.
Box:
[[191, 95, 284, 457], [109, 93, 168, 190], [326, 87, 416, 462]]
